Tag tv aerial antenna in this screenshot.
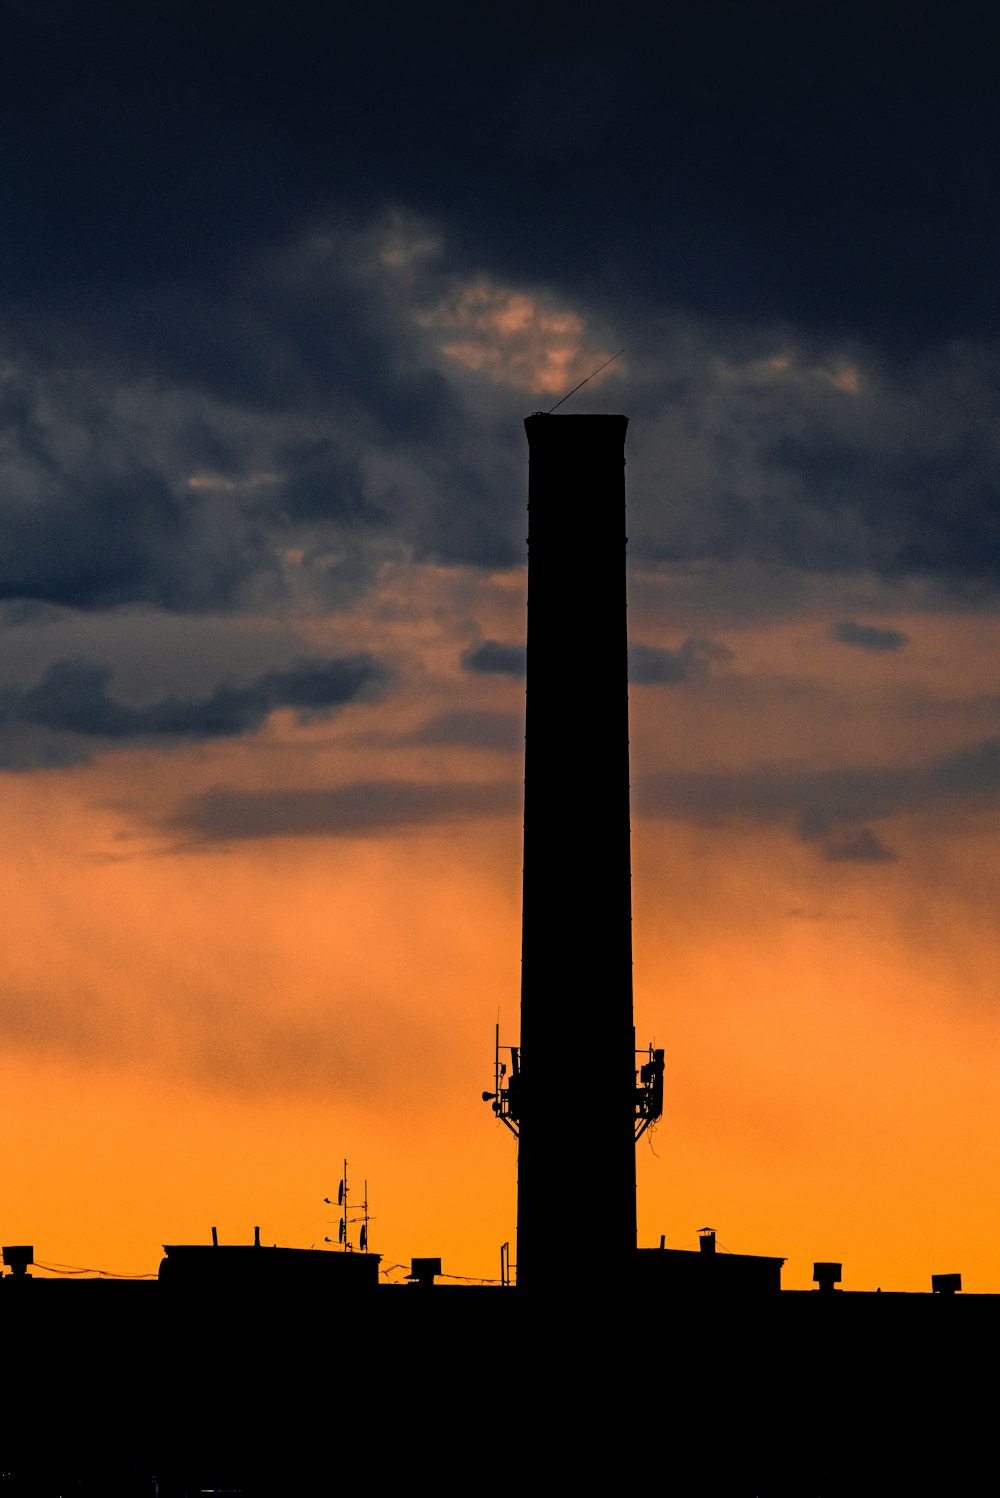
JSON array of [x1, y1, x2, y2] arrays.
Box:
[[323, 1158, 371, 1252], [547, 348, 624, 413]]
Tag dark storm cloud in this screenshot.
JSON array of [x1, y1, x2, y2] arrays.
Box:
[[620, 335, 1000, 594], [5, 1, 998, 354], [272, 440, 386, 526], [746, 416, 1000, 590], [33, 248, 462, 441], [410, 452, 524, 571], [0, 0, 999, 623], [629, 637, 733, 686], [0, 217, 523, 612], [168, 778, 519, 842], [829, 621, 909, 652], [0, 653, 385, 764], [638, 734, 1000, 859], [0, 445, 273, 613], [461, 641, 526, 677]]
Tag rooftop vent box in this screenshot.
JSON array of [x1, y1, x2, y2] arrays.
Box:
[[813, 1262, 842, 1292], [2, 1246, 33, 1277], [407, 1257, 442, 1286]]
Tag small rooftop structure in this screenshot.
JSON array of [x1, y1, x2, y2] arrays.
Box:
[[2, 1245, 33, 1278], [159, 1238, 380, 1291], [814, 1262, 842, 1293], [635, 1238, 784, 1296]]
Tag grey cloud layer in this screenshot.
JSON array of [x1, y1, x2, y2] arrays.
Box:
[[163, 732, 1000, 857], [462, 640, 526, 677], [0, 228, 526, 622], [462, 635, 733, 686], [830, 620, 909, 652], [169, 779, 519, 842], [622, 337, 1000, 594], [638, 736, 1000, 861], [0, 653, 385, 767], [3, 221, 1000, 641], [629, 637, 734, 685]]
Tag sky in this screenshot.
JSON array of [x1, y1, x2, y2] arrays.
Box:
[[3, 0, 1000, 1291]]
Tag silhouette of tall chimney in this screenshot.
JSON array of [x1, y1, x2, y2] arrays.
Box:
[[516, 412, 635, 1293]]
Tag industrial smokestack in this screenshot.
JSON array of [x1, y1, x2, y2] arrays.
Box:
[[516, 413, 635, 1293]]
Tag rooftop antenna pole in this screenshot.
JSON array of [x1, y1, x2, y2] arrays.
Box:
[[324, 1159, 373, 1253], [547, 348, 624, 414]]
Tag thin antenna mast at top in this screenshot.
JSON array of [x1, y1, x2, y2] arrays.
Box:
[[548, 348, 624, 414]]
